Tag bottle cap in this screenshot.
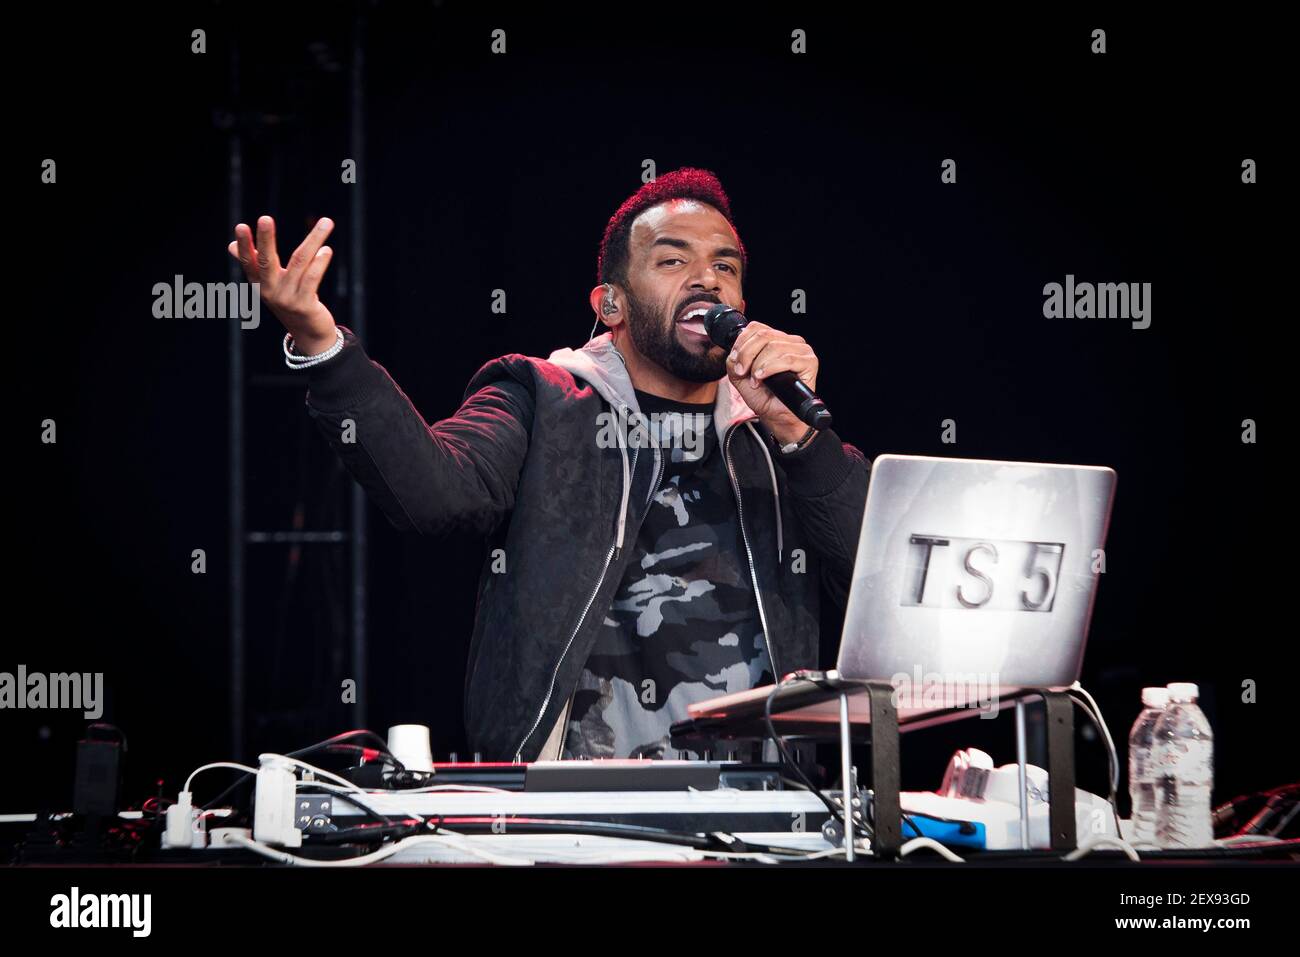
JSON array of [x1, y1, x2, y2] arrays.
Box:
[[1141, 686, 1170, 708], [1165, 682, 1199, 703]]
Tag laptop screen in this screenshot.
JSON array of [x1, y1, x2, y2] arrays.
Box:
[[837, 455, 1117, 691]]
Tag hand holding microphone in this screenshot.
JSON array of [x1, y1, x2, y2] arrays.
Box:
[[704, 304, 833, 435]]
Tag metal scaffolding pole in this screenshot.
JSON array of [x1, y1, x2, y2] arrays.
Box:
[[227, 14, 369, 757], [348, 10, 369, 730], [227, 39, 246, 761]]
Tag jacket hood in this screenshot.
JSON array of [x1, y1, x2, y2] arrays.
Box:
[[546, 332, 758, 430], [545, 331, 780, 561]]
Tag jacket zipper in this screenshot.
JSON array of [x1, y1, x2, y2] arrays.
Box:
[[514, 445, 640, 762], [645, 442, 662, 506], [537, 445, 663, 761], [514, 420, 776, 760], [724, 424, 781, 680]]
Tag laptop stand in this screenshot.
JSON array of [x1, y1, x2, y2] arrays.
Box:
[[834, 682, 1077, 859], [670, 677, 1078, 860]]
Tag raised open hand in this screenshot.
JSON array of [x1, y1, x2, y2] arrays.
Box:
[[229, 215, 338, 355]]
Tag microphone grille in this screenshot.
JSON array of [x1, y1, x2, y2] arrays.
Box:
[[703, 304, 744, 346]]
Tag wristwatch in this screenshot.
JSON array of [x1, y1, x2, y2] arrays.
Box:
[[776, 425, 819, 454]]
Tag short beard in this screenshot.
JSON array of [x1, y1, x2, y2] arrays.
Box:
[[623, 288, 727, 383]]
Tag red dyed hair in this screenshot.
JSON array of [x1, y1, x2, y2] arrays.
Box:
[[597, 167, 747, 286]]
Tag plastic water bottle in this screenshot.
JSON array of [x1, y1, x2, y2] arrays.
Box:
[[1152, 682, 1214, 848], [1127, 686, 1169, 845]]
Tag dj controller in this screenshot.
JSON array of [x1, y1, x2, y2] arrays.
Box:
[[187, 757, 855, 865]]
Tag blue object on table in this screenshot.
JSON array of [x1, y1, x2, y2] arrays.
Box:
[[901, 813, 987, 849]]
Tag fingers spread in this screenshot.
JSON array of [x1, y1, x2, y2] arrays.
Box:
[[255, 215, 282, 277], [300, 245, 334, 296], [288, 217, 334, 289], [233, 224, 260, 284]]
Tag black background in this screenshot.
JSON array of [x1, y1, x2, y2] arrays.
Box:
[[9, 3, 1290, 817]]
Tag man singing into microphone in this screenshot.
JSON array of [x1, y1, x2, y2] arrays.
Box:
[[227, 168, 870, 762]]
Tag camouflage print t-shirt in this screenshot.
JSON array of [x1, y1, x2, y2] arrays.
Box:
[[562, 390, 773, 759]]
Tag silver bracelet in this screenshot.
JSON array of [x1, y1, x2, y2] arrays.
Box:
[[776, 425, 818, 454], [283, 327, 345, 369]]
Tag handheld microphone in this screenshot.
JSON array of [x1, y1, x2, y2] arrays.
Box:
[[703, 304, 833, 430]]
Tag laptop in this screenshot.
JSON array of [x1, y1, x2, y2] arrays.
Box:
[[676, 454, 1117, 733], [837, 454, 1117, 693]]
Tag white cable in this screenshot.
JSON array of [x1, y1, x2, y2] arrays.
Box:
[[223, 834, 406, 867], [700, 850, 785, 864], [224, 826, 834, 867], [1216, 834, 1286, 846], [899, 837, 966, 861], [793, 841, 874, 861], [362, 784, 513, 794], [298, 780, 425, 824], [1070, 683, 1120, 797], [228, 821, 883, 868], [370, 827, 538, 867], [260, 754, 365, 793], [299, 786, 806, 862], [1063, 835, 1141, 861], [698, 837, 862, 864], [1068, 683, 1124, 835], [224, 831, 535, 867], [183, 762, 259, 796]]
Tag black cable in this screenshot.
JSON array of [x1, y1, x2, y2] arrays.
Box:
[[761, 679, 925, 844], [199, 730, 406, 811], [439, 816, 722, 849], [327, 815, 821, 858], [299, 730, 402, 766], [305, 821, 424, 844], [1240, 786, 1300, 838], [763, 678, 869, 842], [1216, 783, 1299, 837], [310, 787, 397, 827]]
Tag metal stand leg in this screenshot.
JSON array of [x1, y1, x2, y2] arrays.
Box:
[[865, 682, 902, 858], [1042, 690, 1077, 850], [1015, 699, 1030, 850], [838, 693, 854, 862]]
